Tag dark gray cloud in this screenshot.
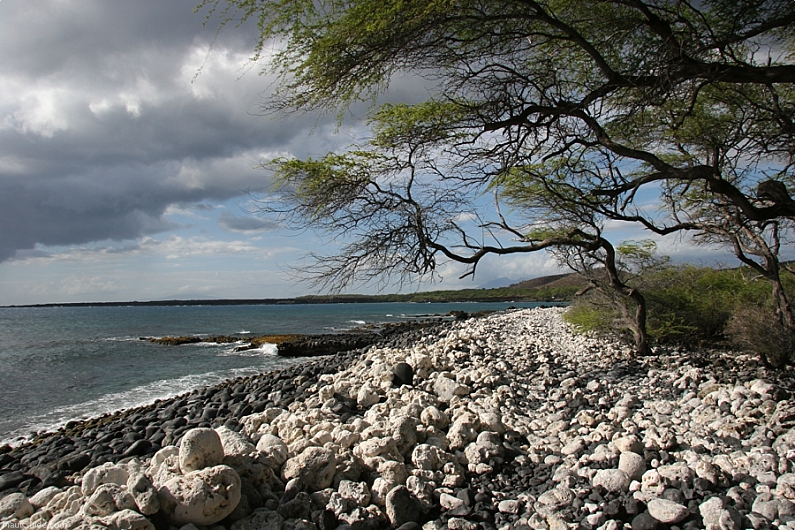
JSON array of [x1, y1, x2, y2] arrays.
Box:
[[218, 211, 281, 233], [0, 0, 352, 262]]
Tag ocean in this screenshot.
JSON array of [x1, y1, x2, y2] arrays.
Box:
[[0, 301, 555, 446]]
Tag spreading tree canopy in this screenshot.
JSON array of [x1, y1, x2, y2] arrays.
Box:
[[199, 0, 795, 355]]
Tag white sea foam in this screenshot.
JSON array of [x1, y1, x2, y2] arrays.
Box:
[[224, 342, 278, 357], [0, 354, 293, 447]]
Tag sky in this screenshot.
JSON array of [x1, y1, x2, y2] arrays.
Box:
[[0, 1, 733, 306]]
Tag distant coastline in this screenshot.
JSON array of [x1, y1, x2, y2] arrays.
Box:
[[3, 272, 585, 308], [2, 293, 570, 309]]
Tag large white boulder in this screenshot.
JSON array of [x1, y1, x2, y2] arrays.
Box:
[[0, 492, 33, 519], [158, 464, 242, 525], [179, 428, 225, 473], [29, 486, 62, 510], [81, 462, 130, 497]]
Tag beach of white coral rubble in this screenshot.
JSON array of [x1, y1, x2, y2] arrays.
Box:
[[2, 306, 795, 530]]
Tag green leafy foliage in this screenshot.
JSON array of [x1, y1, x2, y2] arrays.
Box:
[[563, 303, 615, 334], [566, 264, 795, 365], [199, 0, 795, 357]]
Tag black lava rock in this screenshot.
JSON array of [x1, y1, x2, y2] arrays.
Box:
[[393, 362, 414, 387], [0, 471, 26, 491]]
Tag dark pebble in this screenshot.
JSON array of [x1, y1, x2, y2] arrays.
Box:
[[0, 471, 26, 491], [393, 362, 414, 387], [122, 439, 153, 457], [314, 508, 338, 530], [57, 452, 91, 472]]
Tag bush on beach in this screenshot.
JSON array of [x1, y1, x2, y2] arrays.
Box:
[[564, 264, 795, 367]]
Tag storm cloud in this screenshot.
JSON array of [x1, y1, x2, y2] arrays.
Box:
[[0, 0, 341, 262]]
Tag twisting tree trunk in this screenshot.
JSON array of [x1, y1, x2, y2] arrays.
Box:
[[599, 238, 651, 356], [731, 223, 795, 328]]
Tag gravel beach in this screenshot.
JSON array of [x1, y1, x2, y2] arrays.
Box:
[[2, 307, 795, 530]]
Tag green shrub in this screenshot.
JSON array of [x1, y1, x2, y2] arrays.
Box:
[[565, 264, 795, 364], [563, 301, 615, 334], [724, 306, 795, 368]]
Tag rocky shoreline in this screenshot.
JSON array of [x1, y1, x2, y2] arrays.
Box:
[[141, 317, 452, 356], [1, 307, 795, 530]]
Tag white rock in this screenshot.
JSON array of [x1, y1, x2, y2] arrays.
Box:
[[355, 437, 403, 461], [179, 428, 225, 473], [44, 485, 82, 516], [613, 435, 643, 454], [699, 496, 742, 530], [561, 437, 586, 456], [377, 460, 408, 484], [281, 446, 337, 490], [332, 428, 360, 449], [29, 486, 61, 509], [592, 469, 630, 493], [370, 477, 397, 507], [255, 434, 288, 466], [158, 464, 242, 525], [83, 483, 136, 516], [149, 445, 179, 469], [337, 480, 371, 507], [498, 499, 522, 514], [412, 443, 448, 471], [619, 451, 646, 482], [391, 415, 418, 454], [647, 498, 689, 524], [440, 493, 466, 512], [357, 383, 381, 408], [127, 472, 161, 515], [326, 491, 348, 516], [0, 492, 33, 519], [463, 432, 503, 469], [81, 462, 130, 497], [656, 462, 694, 489], [537, 486, 575, 509], [47, 513, 83, 530], [479, 412, 506, 434], [215, 426, 257, 457], [447, 412, 479, 450], [777, 473, 795, 499], [103, 508, 156, 530], [433, 376, 470, 402], [750, 380, 775, 396]]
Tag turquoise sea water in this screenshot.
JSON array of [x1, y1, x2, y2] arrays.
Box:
[[0, 301, 555, 445]]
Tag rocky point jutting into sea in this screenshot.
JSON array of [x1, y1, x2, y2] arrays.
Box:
[[1, 307, 795, 530]]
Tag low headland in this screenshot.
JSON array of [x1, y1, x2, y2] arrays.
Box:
[[1, 307, 795, 530]]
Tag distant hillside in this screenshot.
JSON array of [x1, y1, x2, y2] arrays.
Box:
[[294, 271, 585, 304], [477, 277, 518, 289], [510, 271, 588, 290]]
